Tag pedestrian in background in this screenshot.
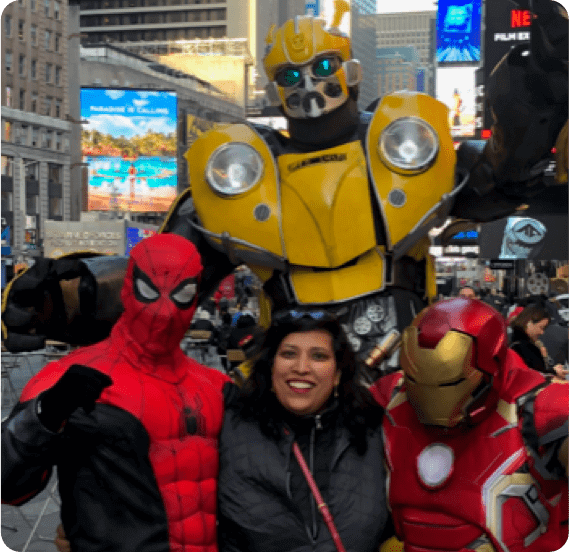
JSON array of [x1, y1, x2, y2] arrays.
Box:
[[509, 304, 567, 378]]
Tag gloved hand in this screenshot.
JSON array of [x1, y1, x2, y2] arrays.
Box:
[[2, 257, 84, 352], [37, 364, 113, 432]]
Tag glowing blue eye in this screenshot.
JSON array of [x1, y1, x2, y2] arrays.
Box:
[[313, 58, 336, 77], [277, 68, 302, 87]]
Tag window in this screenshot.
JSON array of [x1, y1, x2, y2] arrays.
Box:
[[18, 19, 25, 40], [4, 15, 11, 37], [44, 96, 52, 116], [6, 52, 12, 72], [43, 130, 52, 148], [31, 92, 38, 112], [49, 164, 61, 182], [1, 155, 13, 177], [19, 55, 26, 77], [55, 132, 62, 150], [19, 90, 25, 110], [18, 0, 25, 6], [45, 0, 50, 17], [20, 124, 28, 145], [31, 0, 36, 10], [49, 197, 62, 218], [32, 127, 39, 146], [2, 191, 13, 213], [63, 136, 70, 152], [55, 66, 61, 86], [55, 98, 61, 117], [31, 25, 37, 45], [24, 159, 39, 179], [45, 63, 52, 83], [53, 0, 60, 19], [45, 29, 51, 50], [55, 33, 60, 52], [31, 59, 37, 79], [27, 196, 39, 215]]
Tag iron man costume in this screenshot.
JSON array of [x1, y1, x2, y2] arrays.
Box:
[[2, 234, 230, 552], [371, 298, 569, 552]]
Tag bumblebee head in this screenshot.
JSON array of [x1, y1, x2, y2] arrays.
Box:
[[263, 0, 362, 119]]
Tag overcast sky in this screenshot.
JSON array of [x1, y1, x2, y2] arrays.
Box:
[[377, 0, 436, 12]]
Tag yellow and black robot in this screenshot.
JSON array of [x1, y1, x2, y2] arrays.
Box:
[[2, 1, 568, 373]]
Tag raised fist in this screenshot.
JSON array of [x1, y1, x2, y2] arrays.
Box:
[[37, 364, 113, 432]]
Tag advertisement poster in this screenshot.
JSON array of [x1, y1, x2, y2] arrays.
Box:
[[436, 67, 476, 137], [436, 0, 481, 64], [479, 214, 568, 261], [81, 88, 178, 213]]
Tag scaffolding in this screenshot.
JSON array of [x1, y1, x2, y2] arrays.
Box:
[[120, 37, 254, 63]]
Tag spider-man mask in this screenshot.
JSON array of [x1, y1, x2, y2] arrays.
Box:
[[120, 234, 203, 356]]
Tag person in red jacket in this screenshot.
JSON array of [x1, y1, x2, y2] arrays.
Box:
[[371, 298, 568, 552], [1, 233, 230, 552]]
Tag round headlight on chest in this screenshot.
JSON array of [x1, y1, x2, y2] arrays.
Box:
[[205, 142, 264, 196], [378, 117, 439, 174]]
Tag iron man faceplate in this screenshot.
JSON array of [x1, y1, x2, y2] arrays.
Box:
[[373, 298, 569, 552]]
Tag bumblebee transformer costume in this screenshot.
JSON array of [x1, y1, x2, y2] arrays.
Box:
[[2, 1, 568, 369]]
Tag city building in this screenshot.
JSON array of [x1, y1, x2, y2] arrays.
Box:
[[375, 10, 436, 97], [377, 46, 421, 96], [351, 0, 378, 111], [1, 0, 82, 262]]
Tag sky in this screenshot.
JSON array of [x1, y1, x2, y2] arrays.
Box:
[[377, 0, 436, 12]]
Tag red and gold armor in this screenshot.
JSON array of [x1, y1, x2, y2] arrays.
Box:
[[372, 298, 569, 552]]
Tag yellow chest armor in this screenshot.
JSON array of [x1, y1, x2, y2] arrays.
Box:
[[187, 92, 456, 305]]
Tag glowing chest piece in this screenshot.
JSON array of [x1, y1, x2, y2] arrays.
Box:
[[416, 443, 454, 489]]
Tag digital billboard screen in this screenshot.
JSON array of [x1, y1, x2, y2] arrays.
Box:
[[436, 67, 476, 137], [81, 88, 178, 213], [436, 0, 481, 64]]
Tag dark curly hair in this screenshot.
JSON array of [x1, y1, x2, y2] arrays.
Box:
[[234, 309, 383, 454]]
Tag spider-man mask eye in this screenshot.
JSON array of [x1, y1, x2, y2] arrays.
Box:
[[133, 265, 160, 303]]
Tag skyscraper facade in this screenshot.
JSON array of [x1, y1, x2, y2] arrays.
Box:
[[375, 10, 436, 97], [1, 0, 80, 261], [351, 0, 378, 110]]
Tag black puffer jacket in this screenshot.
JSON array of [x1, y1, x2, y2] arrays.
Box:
[[217, 387, 391, 552], [510, 328, 549, 374]]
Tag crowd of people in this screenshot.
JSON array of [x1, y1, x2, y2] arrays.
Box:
[[455, 284, 569, 380]]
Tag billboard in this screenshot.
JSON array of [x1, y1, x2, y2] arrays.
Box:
[[81, 88, 178, 213], [436, 67, 476, 138], [436, 0, 481, 64]]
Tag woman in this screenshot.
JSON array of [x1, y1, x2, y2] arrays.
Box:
[[55, 309, 396, 552], [217, 309, 393, 552], [509, 304, 566, 378]]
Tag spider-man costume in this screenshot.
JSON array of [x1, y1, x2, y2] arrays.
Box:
[[371, 298, 568, 552], [2, 234, 230, 552]]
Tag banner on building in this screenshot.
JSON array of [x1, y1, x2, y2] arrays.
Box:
[[436, 66, 476, 137]]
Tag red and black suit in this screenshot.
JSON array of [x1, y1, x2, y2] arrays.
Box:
[[2, 234, 230, 552]]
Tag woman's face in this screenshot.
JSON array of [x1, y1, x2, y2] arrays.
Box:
[[271, 329, 341, 416], [526, 318, 549, 342]]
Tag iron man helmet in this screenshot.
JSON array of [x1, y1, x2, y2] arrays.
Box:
[[262, 0, 362, 119], [401, 298, 508, 427]]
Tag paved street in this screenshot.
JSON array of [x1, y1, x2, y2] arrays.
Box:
[[1, 344, 226, 552]]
